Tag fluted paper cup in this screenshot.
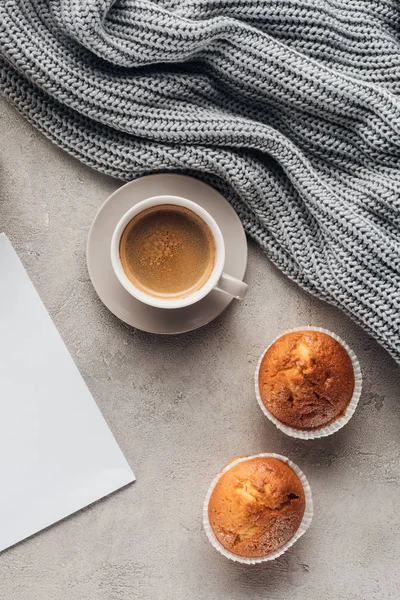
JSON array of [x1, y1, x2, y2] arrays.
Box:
[[203, 453, 313, 564], [255, 327, 362, 440]]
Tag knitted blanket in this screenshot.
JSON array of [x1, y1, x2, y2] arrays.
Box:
[[1, 1, 399, 362]]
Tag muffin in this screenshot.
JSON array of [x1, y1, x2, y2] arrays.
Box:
[[206, 456, 308, 560], [257, 329, 356, 431]]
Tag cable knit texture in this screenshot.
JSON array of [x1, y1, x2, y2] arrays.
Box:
[[0, 0, 399, 361]]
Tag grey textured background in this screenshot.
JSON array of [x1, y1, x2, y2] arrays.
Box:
[[1, 97, 399, 599]]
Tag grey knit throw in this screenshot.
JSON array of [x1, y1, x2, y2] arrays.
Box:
[[1, 1, 399, 362]]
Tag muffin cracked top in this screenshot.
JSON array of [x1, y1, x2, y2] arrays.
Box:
[[208, 456, 305, 558], [258, 330, 355, 430]]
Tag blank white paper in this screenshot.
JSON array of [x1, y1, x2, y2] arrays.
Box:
[[0, 234, 134, 552]]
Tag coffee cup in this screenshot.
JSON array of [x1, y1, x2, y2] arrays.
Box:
[[110, 195, 248, 309]]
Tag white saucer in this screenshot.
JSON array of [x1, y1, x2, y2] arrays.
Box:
[[87, 174, 247, 334]]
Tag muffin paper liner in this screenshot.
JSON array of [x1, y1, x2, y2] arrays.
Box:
[[254, 326, 362, 440], [203, 453, 313, 564]]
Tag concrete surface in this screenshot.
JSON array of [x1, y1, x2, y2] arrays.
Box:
[[0, 96, 399, 600]]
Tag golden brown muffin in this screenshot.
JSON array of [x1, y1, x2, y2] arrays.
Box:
[[258, 330, 355, 430], [208, 456, 305, 558]]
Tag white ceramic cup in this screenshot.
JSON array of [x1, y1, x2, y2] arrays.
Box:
[[110, 195, 248, 309]]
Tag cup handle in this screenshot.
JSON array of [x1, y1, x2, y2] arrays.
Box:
[[214, 273, 248, 300]]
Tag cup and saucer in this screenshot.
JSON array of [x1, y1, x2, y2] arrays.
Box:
[[87, 174, 248, 334]]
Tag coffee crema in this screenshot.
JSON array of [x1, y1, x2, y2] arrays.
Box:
[[119, 205, 216, 299]]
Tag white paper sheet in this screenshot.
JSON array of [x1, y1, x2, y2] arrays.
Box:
[[0, 234, 134, 552]]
